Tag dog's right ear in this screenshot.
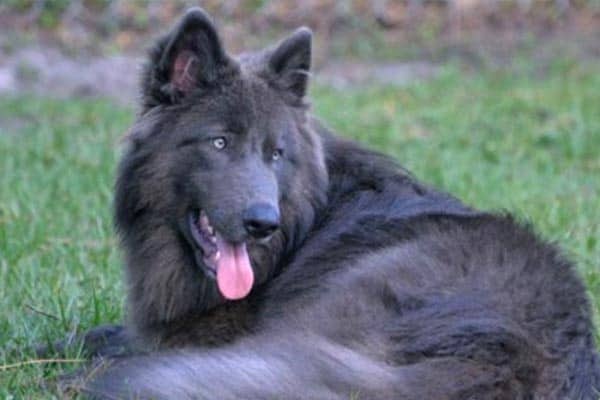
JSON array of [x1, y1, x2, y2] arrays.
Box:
[[265, 27, 312, 104], [142, 8, 236, 108]]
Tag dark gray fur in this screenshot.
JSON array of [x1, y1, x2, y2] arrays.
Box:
[[82, 8, 600, 400]]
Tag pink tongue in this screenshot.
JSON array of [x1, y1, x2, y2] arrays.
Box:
[[216, 235, 254, 300]]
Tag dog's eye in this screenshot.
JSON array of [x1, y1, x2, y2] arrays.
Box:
[[212, 137, 227, 150], [272, 149, 283, 161]]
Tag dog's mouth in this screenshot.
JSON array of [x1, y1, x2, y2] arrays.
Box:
[[187, 210, 254, 300]]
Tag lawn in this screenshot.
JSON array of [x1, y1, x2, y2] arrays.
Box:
[[1, 61, 599, 397]]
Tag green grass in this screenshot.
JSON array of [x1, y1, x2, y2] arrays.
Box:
[[1, 61, 599, 397]]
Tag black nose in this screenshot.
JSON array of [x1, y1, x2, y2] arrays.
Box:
[[243, 203, 280, 239]]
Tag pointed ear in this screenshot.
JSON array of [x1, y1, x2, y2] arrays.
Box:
[[142, 8, 236, 107], [267, 27, 312, 100]]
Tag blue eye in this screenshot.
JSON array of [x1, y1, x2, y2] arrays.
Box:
[[212, 137, 227, 150], [272, 149, 283, 161]]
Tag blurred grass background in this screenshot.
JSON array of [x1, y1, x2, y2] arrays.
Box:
[[0, 1, 599, 398]]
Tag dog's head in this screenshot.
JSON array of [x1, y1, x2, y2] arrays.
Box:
[[116, 8, 328, 327]]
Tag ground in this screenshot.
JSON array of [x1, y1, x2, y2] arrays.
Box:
[[1, 60, 599, 398]]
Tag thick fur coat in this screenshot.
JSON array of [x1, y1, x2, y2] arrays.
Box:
[[81, 8, 600, 400]]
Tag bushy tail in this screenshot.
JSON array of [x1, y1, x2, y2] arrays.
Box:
[[80, 331, 542, 400], [77, 296, 600, 399], [81, 334, 399, 400], [76, 279, 600, 398]]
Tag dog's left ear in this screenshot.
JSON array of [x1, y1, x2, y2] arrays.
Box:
[[266, 27, 312, 101]]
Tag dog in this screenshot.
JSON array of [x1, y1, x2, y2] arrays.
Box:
[[76, 8, 600, 399]]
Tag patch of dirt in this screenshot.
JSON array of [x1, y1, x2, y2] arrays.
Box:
[[0, 48, 142, 106], [317, 61, 440, 88]]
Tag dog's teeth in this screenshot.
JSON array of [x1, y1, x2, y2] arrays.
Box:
[[210, 236, 217, 244], [207, 226, 214, 235], [214, 251, 220, 261], [200, 215, 209, 228]]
